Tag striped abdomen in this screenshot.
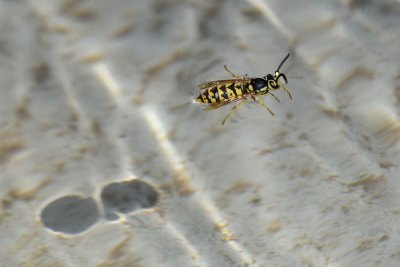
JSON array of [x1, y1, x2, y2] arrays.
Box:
[[196, 82, 252, 103]]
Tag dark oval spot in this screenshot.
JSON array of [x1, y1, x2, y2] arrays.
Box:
[[101, 179, 159, 220], [40, 196, 99, 234]]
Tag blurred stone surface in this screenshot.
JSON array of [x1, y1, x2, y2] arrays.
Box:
[[0, 0, 400, 266]]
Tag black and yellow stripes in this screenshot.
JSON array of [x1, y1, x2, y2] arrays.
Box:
[[195, 54, 291, 125], [196, 82, 253, 103]]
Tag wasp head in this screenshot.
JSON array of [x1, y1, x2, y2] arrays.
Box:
[[264, 53, 292, 99]]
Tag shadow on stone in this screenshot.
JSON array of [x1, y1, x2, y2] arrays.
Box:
[[40, 195, 99, 234], [101, 179, 159, 220]]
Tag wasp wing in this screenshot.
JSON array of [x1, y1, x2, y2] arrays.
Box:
[[197, 78, 251, 90]]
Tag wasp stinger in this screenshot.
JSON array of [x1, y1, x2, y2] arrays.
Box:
[[195, 53, 291, 125]]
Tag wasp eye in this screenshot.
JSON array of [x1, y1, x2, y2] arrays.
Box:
[[268, 80, 278, 89]]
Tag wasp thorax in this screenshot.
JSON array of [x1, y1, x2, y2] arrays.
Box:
[[251, 78, 268, 92]]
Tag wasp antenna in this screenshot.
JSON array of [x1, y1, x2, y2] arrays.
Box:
[[276, 53, 290, 72]]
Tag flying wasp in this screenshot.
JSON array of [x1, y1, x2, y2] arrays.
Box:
[[195, 53, 292, 125]]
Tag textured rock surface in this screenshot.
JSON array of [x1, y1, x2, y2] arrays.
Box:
[[1, 0, 400, 266]]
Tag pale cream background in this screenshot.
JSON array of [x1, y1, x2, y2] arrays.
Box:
[[1, 0, 400, 266]]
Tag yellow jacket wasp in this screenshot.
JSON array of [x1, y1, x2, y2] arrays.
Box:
[[195, 53, 291, 125]]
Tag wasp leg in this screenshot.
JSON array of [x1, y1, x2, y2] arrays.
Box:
[[255, 95, 274, 116], [224, 65, 243, 79], [281, 83, 292, 100], [222, 98, 247, 125], [268, 92, 280, 103]]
